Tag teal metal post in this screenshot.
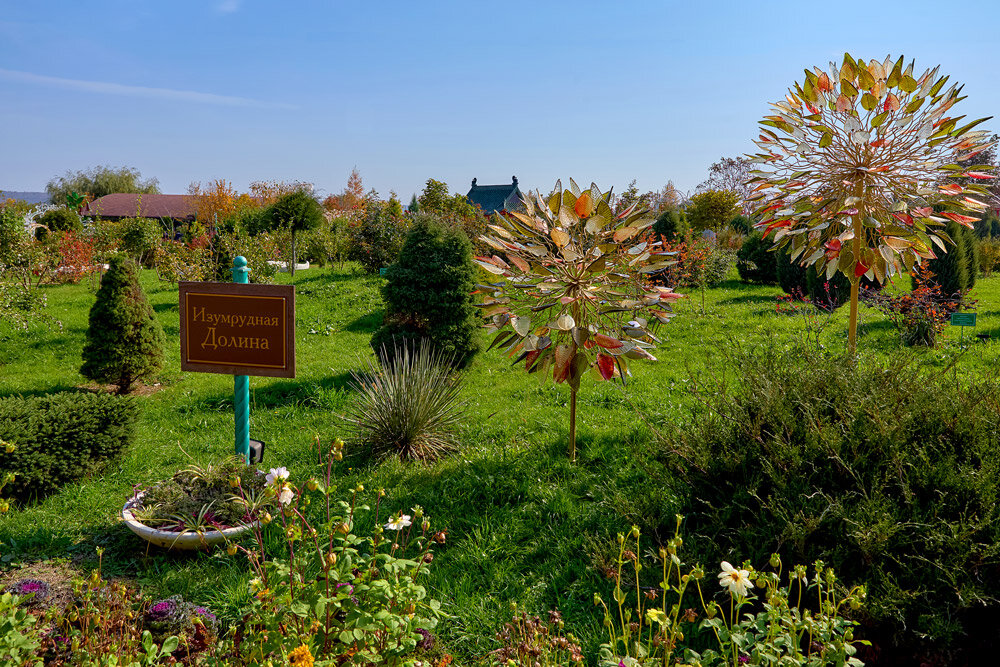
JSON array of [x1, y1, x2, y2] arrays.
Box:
[[232, 256, 250, 463]]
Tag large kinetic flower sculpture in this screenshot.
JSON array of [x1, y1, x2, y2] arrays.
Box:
[[747, 53, 994, 354], [475, 179, 681, 460]]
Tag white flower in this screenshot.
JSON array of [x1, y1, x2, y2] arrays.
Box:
[[718, 561, 753, 598], [384, 514, 412, 531], [278, 486, 294, 506], [265, 467, 289, 487]]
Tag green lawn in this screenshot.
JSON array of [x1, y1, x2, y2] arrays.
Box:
[[3, 263, 1000, 662]]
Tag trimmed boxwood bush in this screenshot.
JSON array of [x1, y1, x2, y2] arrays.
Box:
[[0, 391, 137, 499], [672, 346, 1000, 659], [35, 207, 82, 240], [735, 231, 777, 284]]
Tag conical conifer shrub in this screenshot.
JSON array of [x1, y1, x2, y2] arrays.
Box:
[[81, 256, 165, 394]]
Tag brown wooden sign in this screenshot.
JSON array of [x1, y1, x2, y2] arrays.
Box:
[[179, 282, 295, 378]]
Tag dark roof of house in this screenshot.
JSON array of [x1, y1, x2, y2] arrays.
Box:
[[82, 193, 197, 220], [466, 176, 524, 215]]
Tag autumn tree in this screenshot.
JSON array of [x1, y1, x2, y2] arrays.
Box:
[[47, 166, 159, 207], [323, 168, 366, 213], [187, 179, 258, 229], [748, 53, 994, 356]]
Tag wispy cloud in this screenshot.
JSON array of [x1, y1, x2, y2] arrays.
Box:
[[0, 68, 295, 110], [216, 0, 241, 14]]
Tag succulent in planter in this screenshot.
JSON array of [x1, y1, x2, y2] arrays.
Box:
[[131, 458, 276, 535]]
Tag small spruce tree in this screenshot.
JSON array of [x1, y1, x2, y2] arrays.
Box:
[[371, 214, 480, 369], [81, 256, 165, 394], [920, 221, 970, 297]]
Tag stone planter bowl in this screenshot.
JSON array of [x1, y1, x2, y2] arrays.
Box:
[[122, 493, 257, 551]]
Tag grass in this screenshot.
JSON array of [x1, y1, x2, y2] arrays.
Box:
[[4, 262, 1000, 662]]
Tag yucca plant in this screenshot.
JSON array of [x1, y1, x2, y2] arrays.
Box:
[[346, 340, 464, 461], [475, 179, 682, 460], [747, 53, 994, 355]]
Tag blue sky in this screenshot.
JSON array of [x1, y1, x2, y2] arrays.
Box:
[[2, 1, 998, 202]]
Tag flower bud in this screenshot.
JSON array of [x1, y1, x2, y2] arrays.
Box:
[[227, 544, 238, 556], [261, 512, 272, 525], [770, 553, 781, 568], [355, 484, 364, 492], [422, 519, 430, 532], [334, 451, 343, 461], [593, 593, 602, 606], [412, 506, 424, 519], [379, 488, 386, 498], [229, 476, 241, 488], [630, 525, 640, 539], [307, 478, 319, 491], [326, 552, 337, 567], [3, 441, 14, 454]]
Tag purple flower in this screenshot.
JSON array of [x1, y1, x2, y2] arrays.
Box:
[[416, 628, 435, 651]]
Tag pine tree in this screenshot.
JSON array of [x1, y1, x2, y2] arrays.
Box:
[[920, 221, 969, 297], [371, 214, 480, 368], [81, 256, 165, 394]]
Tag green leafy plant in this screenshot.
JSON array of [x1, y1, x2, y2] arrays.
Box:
[[80, 255, 165, 394], [372, 214, 481, 369], [594, 519, 867, 667], [0, 591, 41, 666], [227, 439, 443, 665], [346, 341, 464, 461], [748, 53, 995, 355], [475, 179, 681, 460]]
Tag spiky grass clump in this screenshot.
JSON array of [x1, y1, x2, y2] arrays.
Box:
[[347, 341, 464, 461]]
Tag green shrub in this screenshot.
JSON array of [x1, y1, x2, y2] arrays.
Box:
[[673, 345, 1000, 654], [35, 207, 82, 240], [918, 220, 971, 297], [0, 392, 137, 499], [208, 228, 281, 283], [728, 214, 754, 235], [735, 231, 777, 284], [346, 341, 464, 461], [652, 209, 687, 241], [347, 200, 411, 273], [775, 244, 809, 296], [372, 214, 480, 368], [979, 237, 1000, 277], [118, 217, 163, 267], [80, 255, 165, 394]]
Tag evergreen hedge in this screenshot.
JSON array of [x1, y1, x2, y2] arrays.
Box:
[[0, 392, 137, 499], [673, 346, 1000, 658]]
